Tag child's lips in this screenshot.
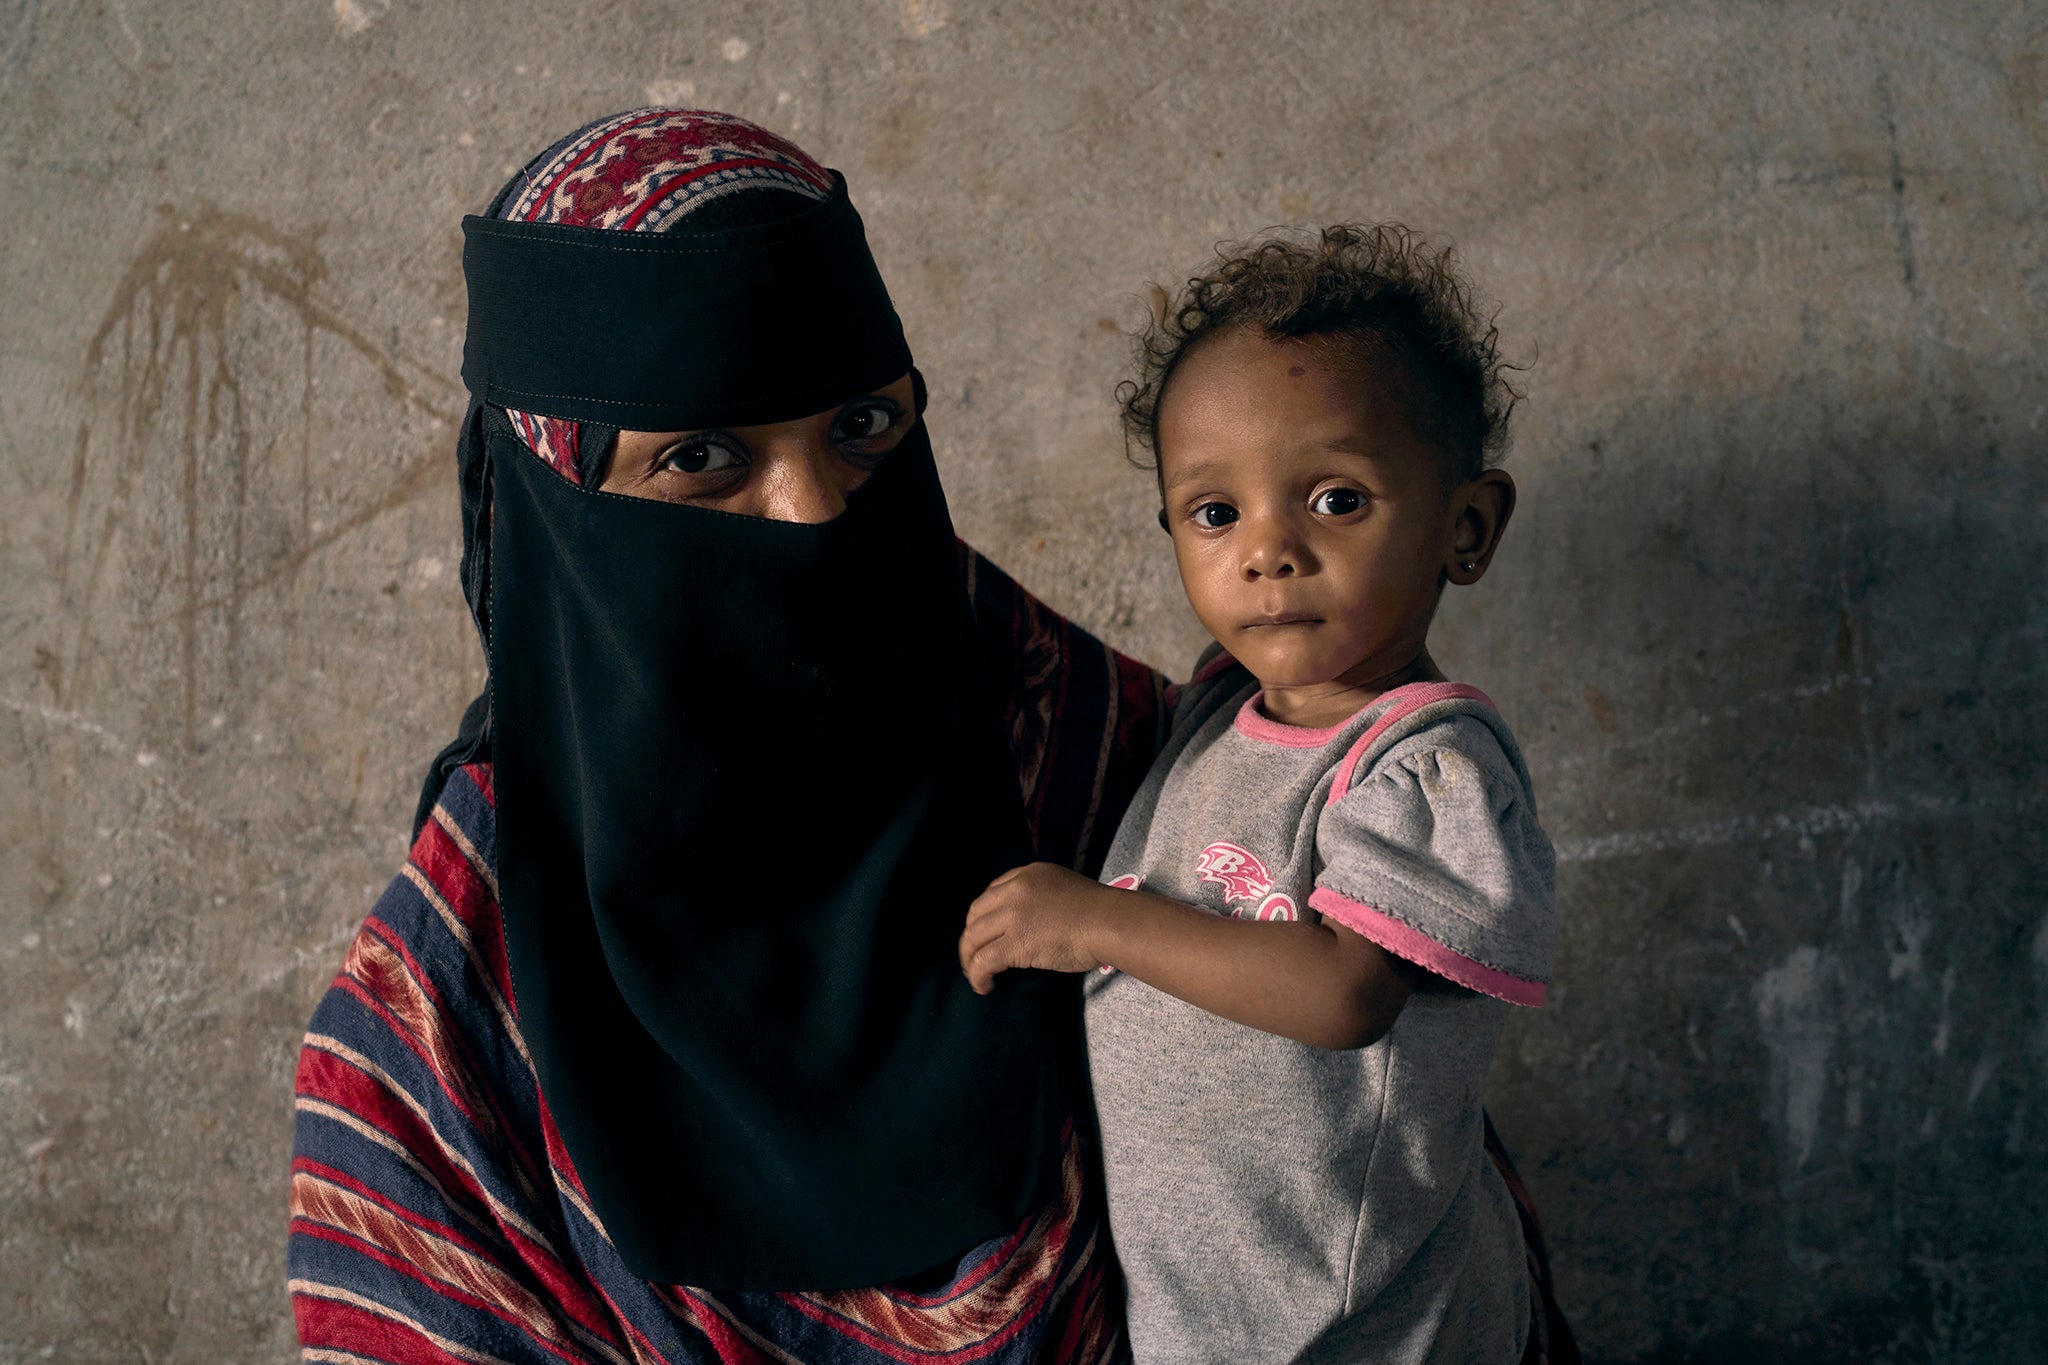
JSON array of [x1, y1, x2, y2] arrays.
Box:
[[1243, 612, 1322, 628]]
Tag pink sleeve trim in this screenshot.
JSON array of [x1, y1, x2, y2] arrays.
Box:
[[1325, 682, 1496, 807], [1308, 887, 1546, 1006]]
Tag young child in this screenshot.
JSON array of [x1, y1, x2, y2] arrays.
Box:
[[959, 226, 1556, 1364]]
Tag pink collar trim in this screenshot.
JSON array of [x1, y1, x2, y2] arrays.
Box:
[[1233, 680, 1486, 749], [1233, 693, 1355, 747]]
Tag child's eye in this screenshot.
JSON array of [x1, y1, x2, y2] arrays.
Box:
[[1311, 487, 1365, 516], [832, 399, 903, 447], [660, 436, 746, 475], [1193, 502, 1239, 529]]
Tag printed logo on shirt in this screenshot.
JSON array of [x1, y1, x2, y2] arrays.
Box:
[[1250, 893, 1298, 922], [1194, 841, 1273, 905]]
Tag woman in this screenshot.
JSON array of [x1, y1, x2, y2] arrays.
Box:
[[288, 109, 1165, 1362]]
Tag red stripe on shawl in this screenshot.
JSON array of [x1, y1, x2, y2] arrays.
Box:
[[332, 971, 491, 1140], [863, 1119, 1076, 1310], [292, 1285, 589, 1358], [294, 1156, 619, 1350], [397, 779, 615, 1319], [293, 1295, 489, 1365], [290, 1190, 599, 1364], [464, 760, 496, 808], [295, 1047, 503, 1225], [546, 1277, 688, 1365], [294, 1157, 507, 1264], [778, 1287, 1047, 1364], [412, 810, 492, 916], [312, 925, 554, 1246], [864, 1218, 1031, 1309], [774, 1129, 1085, 1360], [664, 1288, 775, 1364], [349, 911, 549, 1199], [298, 1001, 606, 1333], [534, 1082, 593, 1203], [411, 819, 514, 1001], [354, 918, 500, 1126], [1045, 1259, 1108, 1364]]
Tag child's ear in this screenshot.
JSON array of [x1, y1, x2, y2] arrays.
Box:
[[1445, 469, 1516, 585]]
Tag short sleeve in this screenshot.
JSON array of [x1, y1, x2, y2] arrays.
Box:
[[1308, 716, 1556, 1006]]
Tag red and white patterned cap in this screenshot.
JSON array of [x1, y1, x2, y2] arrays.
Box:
[[497, 109, 834, 482]]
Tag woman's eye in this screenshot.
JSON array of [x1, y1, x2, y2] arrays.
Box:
[[1312, 487, 1365, 516], [659, 438, 745, 476], [1193, 502, 1239, 528], [833, 400, 902, 445]]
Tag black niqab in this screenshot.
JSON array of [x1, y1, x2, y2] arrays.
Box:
[[432, 175, 1068, 1288]]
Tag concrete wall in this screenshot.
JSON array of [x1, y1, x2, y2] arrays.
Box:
[[3, 1, 2043, 1358]]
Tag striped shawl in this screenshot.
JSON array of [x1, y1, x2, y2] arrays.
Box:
[[290, 548, 1169, 1364]]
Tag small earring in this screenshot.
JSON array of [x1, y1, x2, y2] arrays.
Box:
[[1460, 560, 1476, 573]]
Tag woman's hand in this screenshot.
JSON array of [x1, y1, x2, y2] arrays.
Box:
[[960, 862, 1120, 993]]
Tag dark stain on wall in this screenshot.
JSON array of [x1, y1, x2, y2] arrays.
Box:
[[59, 202, 452, 753]]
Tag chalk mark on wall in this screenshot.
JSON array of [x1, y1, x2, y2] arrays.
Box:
[[1757, 944, 1840, 1175], [1552, 790, 1978, 863]]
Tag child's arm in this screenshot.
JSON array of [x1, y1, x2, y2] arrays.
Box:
[[960, 862, 1413, 1050]]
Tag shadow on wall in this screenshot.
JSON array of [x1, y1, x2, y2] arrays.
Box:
[[1473, 374, 2048, 1362]]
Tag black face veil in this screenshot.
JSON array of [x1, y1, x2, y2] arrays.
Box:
[[436, 174, 1065, 1289]]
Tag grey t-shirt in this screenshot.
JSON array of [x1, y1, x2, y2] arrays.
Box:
[[1084, 654, 1556, 1365]]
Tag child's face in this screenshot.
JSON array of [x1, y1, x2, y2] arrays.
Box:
[[1155, 329, 1494, 699]]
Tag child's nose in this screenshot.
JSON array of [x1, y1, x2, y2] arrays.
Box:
[[1241, 521, 1303, 579]]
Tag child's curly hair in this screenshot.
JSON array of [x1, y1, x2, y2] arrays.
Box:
[[1118, 224, 1521, 482]]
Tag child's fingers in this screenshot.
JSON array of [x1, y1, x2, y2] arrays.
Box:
[[976, 863, 1032, 898], [966, 874, 1024, 921], [964, 935, 1010, 995], [958, 908, 1009, 975]]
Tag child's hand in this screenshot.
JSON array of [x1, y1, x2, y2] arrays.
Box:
[[959, 862, 1117, 994]]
